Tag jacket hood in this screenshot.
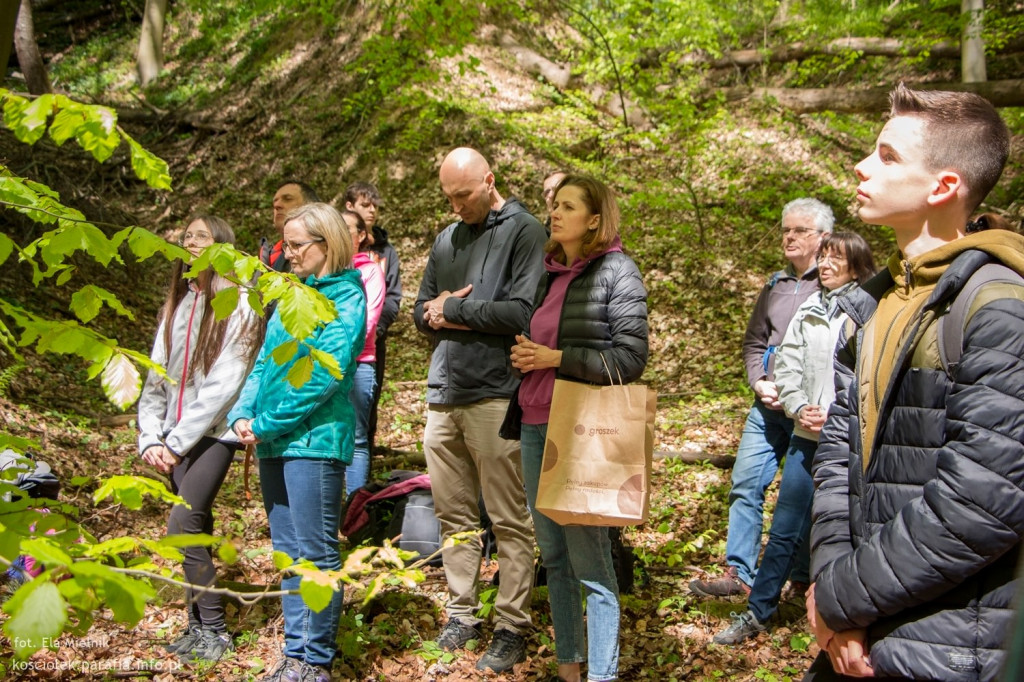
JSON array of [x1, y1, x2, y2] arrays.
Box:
[[543, 235, 624, 274], [371, 225, 390, 248], [888, 229, 1024, 296], [306, 267, 363, 290]]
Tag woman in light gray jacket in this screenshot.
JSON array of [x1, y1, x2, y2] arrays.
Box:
[[137, 215, 261, 662], [714, 232, 875, 645]]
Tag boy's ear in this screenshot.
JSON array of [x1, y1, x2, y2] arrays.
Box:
[[345, 201, 355, 211], [928, 169, 963, 208]]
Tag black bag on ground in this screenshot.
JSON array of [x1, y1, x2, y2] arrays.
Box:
[[341, 470, 443, 565]]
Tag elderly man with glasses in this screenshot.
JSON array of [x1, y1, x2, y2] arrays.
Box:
[[690, 197, 834, 600]]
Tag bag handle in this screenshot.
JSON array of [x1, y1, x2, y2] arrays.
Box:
[[599, 352, 625, 386]]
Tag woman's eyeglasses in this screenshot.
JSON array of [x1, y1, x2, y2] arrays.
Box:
[[282, 238, 324, 254], [179, 232, 214, 246]]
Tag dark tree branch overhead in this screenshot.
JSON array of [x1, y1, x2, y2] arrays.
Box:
[[717, 80, 1024, 113]]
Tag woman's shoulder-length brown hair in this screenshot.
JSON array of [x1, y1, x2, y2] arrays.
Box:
[[546, 175, 621, 262]]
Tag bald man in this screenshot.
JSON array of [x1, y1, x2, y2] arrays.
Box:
[[414, 147, 547, 673]]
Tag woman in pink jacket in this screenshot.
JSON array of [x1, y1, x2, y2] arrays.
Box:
[[342, 210, 385, 494]]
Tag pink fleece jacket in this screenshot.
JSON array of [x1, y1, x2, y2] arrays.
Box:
[[353, 252, 385, 362]]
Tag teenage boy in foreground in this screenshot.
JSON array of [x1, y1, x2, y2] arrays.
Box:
[[806, 83, 1024, 681]]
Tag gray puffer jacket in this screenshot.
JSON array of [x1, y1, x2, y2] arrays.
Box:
[[811, 244, 1024, 681]]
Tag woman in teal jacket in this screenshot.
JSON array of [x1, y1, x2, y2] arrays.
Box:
[[228, 203, 366, 682]]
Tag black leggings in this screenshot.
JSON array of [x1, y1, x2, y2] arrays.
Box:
[[167, 437, 235, 631]]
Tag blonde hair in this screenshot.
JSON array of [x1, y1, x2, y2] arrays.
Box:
[[284, 203, 354, 275]]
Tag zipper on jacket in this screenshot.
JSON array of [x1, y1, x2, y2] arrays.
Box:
[[903, 259, 912, 295]]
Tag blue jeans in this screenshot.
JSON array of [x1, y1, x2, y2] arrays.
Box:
[[725, 401, 807, 587], [346, 362, 377, 495], [260, 457, 345, 667], [747, 435, 816, 623], [522, 424, 619, 681]]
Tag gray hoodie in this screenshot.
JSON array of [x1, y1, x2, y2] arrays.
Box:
[[414, 198, 547, 405]]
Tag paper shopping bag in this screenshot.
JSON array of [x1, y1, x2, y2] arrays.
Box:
[[535, 379, 656, 526]]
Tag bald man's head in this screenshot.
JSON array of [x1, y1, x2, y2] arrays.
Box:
[[439, 147, 499, 225]]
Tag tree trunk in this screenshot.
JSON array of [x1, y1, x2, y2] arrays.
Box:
[[13, 0, 51, 95], [716, 79, 1024, 113], [0, 1, 19, 86], [489, 27, 649, 129], [961, 0, 987, 83], [137, 0, 168, 86]]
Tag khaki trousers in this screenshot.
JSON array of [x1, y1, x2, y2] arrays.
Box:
[[424, 399, 535, 633]]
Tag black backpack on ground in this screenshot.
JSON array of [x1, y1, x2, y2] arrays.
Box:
[[341, 470, 443, 565]]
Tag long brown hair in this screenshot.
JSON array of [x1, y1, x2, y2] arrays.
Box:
[[160, 215, 259, 382]]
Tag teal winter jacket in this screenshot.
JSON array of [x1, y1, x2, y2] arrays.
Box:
[[228, 269, 366, 462]]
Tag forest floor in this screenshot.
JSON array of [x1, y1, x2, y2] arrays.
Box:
[[1, 382, 820, 682]]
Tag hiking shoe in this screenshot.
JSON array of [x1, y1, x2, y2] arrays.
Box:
[[476, 628, 527, 673], [689, 566, 751, 598], [713, 610, 766, 645], [180, 627, 234, 662], [301, 662, 331, 682], [435, 618, 481, 651], [257, 657, 304, 682], [164, 624, 202, 654]]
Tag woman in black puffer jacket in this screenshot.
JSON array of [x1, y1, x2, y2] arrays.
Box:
[[510, 175, 647, 682]]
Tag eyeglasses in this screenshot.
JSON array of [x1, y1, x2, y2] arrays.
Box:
[[282, 238, 324, 254], [781, 227, 821, 238], [179, 231, 214, 246], [817, 251, 848, 266]]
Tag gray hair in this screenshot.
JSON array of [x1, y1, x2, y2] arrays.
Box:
[[782, 198, 834, 233]]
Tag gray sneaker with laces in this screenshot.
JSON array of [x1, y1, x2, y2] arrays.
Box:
[[164, 625, 202, 654], [713, 610, 766, 645], [180, 627, 234, 662], [435, 618, 481, 651], [257, 657, 304, 682], [476, 628, 526, 673]]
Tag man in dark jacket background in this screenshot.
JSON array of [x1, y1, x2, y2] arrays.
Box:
[[690, 198, 830, 598], [260, 179, 319, 271], [806, 84, 1024, 681], [414, 147, 546, 674]]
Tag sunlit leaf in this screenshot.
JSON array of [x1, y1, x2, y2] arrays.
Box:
[[2, 579, 67, 658], [310, 347, 344, 379], [125, 135, 173, 190], [271, 339, 299, 366], [286, 355, 314, 388], [210, 286, 239, 321], [20, 538, 73, 568], [101, 353, 141, 411], [70, 285, 135, 323]]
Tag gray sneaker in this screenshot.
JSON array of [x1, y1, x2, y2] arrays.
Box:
[[713, 610, 766, 645], [180, 627, 234, 662], [164, 625, 202, 654], [435, 618, 481, 651], [476, 628, 526, 673], [257, 657, 304, 682]]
